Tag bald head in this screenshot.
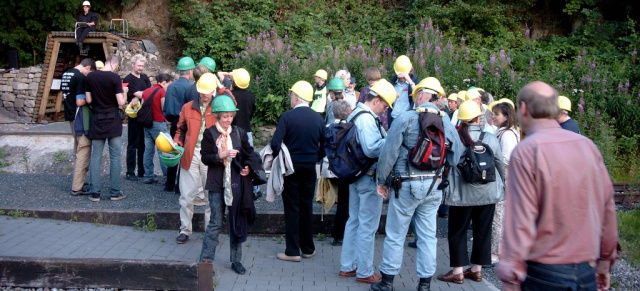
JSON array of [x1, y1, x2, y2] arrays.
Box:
[[517, 81, 559, 119]]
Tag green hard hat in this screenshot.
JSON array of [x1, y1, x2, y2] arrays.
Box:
[[211, 95, 238, 113], [177, 57, 196, 71], [198, 57, 216, 72], [327, 77, 346, 91], [159, 146, 184, 167]]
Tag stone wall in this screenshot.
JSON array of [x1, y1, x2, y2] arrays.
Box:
[[0, 66, 42, 118]]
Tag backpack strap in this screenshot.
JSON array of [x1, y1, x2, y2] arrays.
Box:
[[147, 87, 161, 102], [478, 131, 487, 142], [352, 110, 383, 138]]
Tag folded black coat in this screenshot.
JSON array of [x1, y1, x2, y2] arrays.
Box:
[[228, 142, 260, 243]]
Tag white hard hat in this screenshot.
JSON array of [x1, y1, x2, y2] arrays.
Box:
[[82, 1, 91, 6]]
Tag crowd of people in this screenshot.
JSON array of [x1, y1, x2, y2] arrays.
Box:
[[61, 45, 619, 290]]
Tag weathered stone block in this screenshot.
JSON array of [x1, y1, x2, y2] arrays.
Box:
[[3, 101, 14, 108], [19, 68, 29, 74], [28, 82, 38, 90], [19, 111, 29, 117], [25, 100, 35, 107], [1, 93, 16, 102], [30, 67, 42, 73], [14, 98, 24, 108], [24, 106, 34, 114], [34, 73, 42, 78], [0, 85, 12, 92], [17, 73, 28, 79], [13, 83, 28, 90], [3, 73, 16, 78]]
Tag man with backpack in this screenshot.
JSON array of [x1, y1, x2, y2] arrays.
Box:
[[338, 79, 396, 284], [371, 77, 462, 291], [140, 73, 173, 184]]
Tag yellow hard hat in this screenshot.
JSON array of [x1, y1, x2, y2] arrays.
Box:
[[412, 77, 445, 98], [314, 69, 328, 80], [447, 93, 458, 101], [393, 55, 412, 74], [465, 88, 482, 101], [370, 79, 397, 109], [232, 68, 250, 89], [457, 100, 482, 121], [196, 72, 218, 94], [290, 80, 314, 102], [488, 98, 515, 112], [155, 132, 178, 153], [125, 101, 141, 118], [558, 95, 571, 112], [95, 60, 104, 69], [457, 90, 467, 101]]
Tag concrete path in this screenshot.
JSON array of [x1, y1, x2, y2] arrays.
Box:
[[0, 216, 498, 291]]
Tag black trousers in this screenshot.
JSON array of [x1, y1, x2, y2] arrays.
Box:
[[76, 26, 96, 44], [165, 115, 180, 190], [126, 117, 145, 177], [282, 162, 316, 256], [331, 178, 349, 240], [447, 204, 495, 267]]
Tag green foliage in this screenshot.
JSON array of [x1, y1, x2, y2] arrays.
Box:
[[0, 146, 11, 169], [618, 209, 640, 268], [133, 212, 157, 232]]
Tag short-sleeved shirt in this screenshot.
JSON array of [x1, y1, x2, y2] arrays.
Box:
[[61, 68, 85, 121], [85, 70, 124, 139], [77, 11, 98, 24], [123, 73, 151, 103], [141, 84, 166, 122], [560, 118, 581, 134]]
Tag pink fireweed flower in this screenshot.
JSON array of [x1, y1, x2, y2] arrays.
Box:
[[420, 59, 426, 66], [579, 104, 584, 112], [500, 49, 505, 60], [626, 80, 630, 88], [633, 49, 637, 56], [591, 62, 596, 69], [627, 100, 632, 105], [525, 27, 530, 37], [530, 59, 535, 66], [490, 56, 496, 64], [420, 22, 425, 30], [405, 34, 410, 41], [596, 110, 600, 117], [414, 30, 419, 38], [434, 64, 440, 72], [435, 46, 442, 54], [372, 38, 376, 45], [580, 98, 585, 106]]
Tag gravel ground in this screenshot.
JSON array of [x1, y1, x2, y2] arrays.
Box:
[[1, 173, 638, 290]]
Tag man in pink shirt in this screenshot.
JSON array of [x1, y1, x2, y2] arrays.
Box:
[[497, 81, 619, 291]]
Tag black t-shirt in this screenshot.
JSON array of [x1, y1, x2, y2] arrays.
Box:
[[231, 88, 256, 132], [86, 70, 124, 139], [123, 73, 151, 103], [61, 68, 85, 121]]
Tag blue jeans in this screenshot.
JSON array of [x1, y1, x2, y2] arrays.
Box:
[[143, 122, 168, 180], [379, 178, 441, 278], [200, 192, 241, 263], [522, 261, 597, 291], [89, 136, 122, 196], [340, 174, 382, 278]]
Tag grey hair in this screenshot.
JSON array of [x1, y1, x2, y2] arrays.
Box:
[[131, 54, 147, 65], [331, 100, 351, 120]]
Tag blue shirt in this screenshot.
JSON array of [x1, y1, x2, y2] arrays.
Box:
[[164, 77, 193, 116], [391, 81, 410, 119], [348, 103, 386, 162]]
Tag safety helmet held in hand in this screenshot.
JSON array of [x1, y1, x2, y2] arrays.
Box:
[[198, 57, 216, 72], [211, 95, 238, 113], [412, 77, 445, 98], [289, 81, 314, 102], [159, 146, 184, 168], [558, 95, 572, 112], [393, 55, 412, 74], [95, 60, 104, 69], [457, 100, 482, 121], [314, 69, 328, 80], [232, 68, 250, 89], [196, 73, 218, 94], [327, 77, 346, 91], [156, 132, 178, 153], [125, 101, 142, 118], [370, 79, 397, 109], [177, 57, 196, 71]]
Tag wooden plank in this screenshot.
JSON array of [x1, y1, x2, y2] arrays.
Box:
[[103, 42, 110, 59], [37, 40, 60, 122], [198, 261, 214, 291], [52, 91, 63, 121], [0, 256, 203, 290]]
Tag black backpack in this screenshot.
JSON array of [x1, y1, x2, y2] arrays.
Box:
[[137, 87, 160, 128], [457, 131, 496, 184], [404, 109, 447, 171], [324, 110, 383, 183]]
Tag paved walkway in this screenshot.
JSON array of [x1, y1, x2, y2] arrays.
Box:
[[0, 216, 497, 291]]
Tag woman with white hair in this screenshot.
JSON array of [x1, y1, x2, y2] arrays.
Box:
[[334, 69, 356, 109]]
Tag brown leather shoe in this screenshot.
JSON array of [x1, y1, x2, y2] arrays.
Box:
[[463, 268, 482, 282], [437, 270, 464, 284], [356, 273, 381, 284], [339, 269, 357, 278]]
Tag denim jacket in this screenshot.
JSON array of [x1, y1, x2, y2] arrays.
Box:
[[376, 102, 462, 186], [446, 125, 506, 206], [348, 103, 386, 170]]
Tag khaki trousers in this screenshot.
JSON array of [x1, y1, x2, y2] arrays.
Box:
[[72, 135, 91, 191], [178, 150, 211, 235]]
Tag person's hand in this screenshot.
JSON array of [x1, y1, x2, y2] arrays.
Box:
[[597, 272, 610, 290], [377, 185, 389, 199], [130, 97, 139, 107], [123, 87, 129, 96], [221, 149, 239, 159], [240, 166, 250, 176]]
